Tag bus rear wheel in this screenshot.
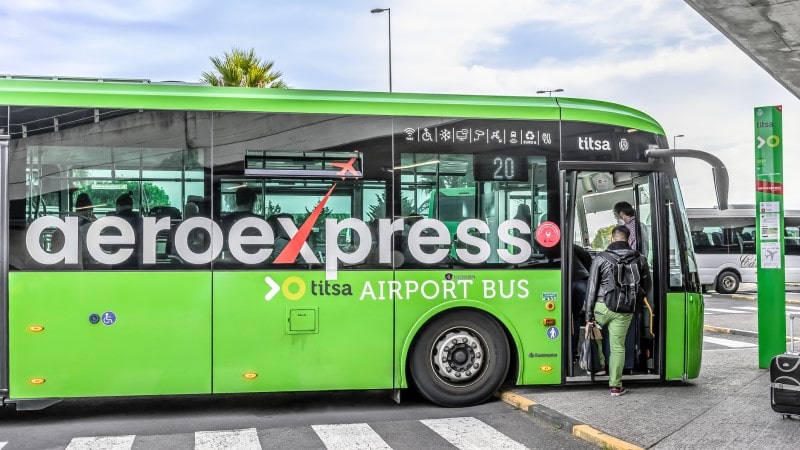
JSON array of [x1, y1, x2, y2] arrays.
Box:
[[716, 270, 740, 294], [409, 310, 510, 407]]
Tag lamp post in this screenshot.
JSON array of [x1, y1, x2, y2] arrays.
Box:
[[536, 89, 564, 97], [673, 134, 684, 149], [371, 7, 392, 92]]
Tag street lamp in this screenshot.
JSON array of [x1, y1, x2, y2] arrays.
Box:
[[673, 134, 685, 149], [536, 89, 564, 97], [371, 7, 392, 92]]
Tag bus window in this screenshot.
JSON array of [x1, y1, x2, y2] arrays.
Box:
[[16, 128, 211, 270], [398, 152, 552, 268]]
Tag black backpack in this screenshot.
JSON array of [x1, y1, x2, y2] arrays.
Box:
[[599, 251, 642, 313]]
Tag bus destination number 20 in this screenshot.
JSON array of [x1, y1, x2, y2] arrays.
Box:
[[475, 155, 528, 182], [493, 157, 516, 180]]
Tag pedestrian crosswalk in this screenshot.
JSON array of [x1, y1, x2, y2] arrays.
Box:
[[0, 417, 530, 450], [704, 305, 800, 315], [702, 336, 757, 348], [421, 417, 527, 450]]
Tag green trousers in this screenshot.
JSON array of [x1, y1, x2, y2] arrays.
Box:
[[593, 302, 633, 388]]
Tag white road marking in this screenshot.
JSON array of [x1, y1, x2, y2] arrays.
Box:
[[195, 428, 261, 450], [312, 423, 391, 450], [65, 435, 135, 450], [705, 307, 748, 314], [420, 417, 528, 450], [703, 336, 757, 348], [0, 442, 6, 449]]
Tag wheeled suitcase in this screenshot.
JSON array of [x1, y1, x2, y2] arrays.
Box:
[[770, 312, 800, 419]]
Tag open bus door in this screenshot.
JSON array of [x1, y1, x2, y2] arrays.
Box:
[[562, 167, 662, 382]]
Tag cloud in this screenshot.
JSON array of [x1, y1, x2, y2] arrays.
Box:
[[1, 0, 798, 209]]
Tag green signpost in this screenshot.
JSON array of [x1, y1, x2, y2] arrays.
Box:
[[755, 105, 786, 368]]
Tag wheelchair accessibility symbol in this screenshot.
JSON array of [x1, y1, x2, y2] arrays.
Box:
[[102, 311, 117, 326]]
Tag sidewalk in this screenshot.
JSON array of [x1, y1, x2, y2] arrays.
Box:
[[501, 347, 800, 449]]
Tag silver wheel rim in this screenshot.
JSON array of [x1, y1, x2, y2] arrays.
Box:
[[430, 326, 487, 387], [721, 275, 737, 291]]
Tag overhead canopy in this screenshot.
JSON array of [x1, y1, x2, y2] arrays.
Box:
[[686, 0, 800, 100]]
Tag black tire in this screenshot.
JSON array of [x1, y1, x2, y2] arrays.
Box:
[[409, 310, 510, 407], [715, 270, 740, 294]]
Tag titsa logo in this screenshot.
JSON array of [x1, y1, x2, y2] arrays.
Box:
[[264, 276, 306, 301], [578, 136, 611, 151]]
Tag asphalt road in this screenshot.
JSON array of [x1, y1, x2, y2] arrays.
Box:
[[705, 283, 800, 337], [0, 390, 594, 450]]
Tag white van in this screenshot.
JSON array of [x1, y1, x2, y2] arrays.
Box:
[[687, 207, 800, 293]]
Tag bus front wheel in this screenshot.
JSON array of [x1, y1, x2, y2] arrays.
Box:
[[409, 310, 510, 407], [716, 270, 740, 294]]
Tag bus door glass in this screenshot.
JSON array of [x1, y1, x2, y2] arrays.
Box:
[[667, 176, 702, 380], [565, 170, 660, 380]]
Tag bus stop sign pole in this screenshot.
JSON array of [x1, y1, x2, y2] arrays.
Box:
[[755, 105, 786, 368]]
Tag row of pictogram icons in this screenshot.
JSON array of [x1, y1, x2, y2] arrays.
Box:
[[402, 127, 554, 146]]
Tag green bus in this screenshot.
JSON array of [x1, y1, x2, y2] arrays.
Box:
[[0, 77, 727, 409]]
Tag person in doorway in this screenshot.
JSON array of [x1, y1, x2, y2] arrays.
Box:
[[584, 225, 651, 396], [571, 244, 592, 362], [613, 201, 638, 250]]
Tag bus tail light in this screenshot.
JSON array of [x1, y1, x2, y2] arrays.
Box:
[[542, 318, 556, 326], [544, 301, 555, 311]]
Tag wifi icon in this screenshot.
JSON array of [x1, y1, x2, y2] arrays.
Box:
[[403, 127, 416, 141]]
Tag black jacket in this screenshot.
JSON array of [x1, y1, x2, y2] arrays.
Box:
[[584, 241, 651, 322]]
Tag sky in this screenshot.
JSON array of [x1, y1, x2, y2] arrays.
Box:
[[2, 0, 798, 209]]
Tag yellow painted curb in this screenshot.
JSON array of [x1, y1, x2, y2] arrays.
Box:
[[497, 391, 537, 411], [573, 424, 644, 450], [704, 325, 734, 334]]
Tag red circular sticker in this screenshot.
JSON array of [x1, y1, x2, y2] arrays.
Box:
[[535, 221, 561, 248]]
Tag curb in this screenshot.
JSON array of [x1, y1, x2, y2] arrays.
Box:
[[704, 324, 800, 343], [703, 325, 758, 338], [496, 391, 643, 450], [726, 294, 800, 305]]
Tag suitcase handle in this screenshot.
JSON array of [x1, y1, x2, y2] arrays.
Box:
[[790, 313, 800, 353]]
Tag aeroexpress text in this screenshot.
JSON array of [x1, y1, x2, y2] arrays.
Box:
[[26, 216, 538, 279]]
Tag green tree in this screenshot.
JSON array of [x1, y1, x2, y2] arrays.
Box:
[[75, 181, 170, 214], [591, 224, 616, 250], [201, 47, 289, 88]]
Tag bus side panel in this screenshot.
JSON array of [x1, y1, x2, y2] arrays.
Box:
[[211, 271, 394, 393], [665, 291, 687, 380], [394, 270, 562, 388], [8, 272, 211, 398], [685, 292, 704, 379]]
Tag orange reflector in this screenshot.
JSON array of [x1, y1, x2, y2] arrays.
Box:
[[540, 365, 553, 372], [30, 378, 45, 385], [542, 318, 556, 326], [243, 372, 258, 380], [28, 325, 44, 332], [545, 301, 555, 311]]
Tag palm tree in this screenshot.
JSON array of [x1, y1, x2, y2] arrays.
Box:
[[201, 47, 289, 88]]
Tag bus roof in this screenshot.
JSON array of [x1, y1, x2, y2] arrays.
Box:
[[0, 77, 665, 135]]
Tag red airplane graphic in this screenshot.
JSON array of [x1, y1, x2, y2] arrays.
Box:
[[331, 157, 359, 179]]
